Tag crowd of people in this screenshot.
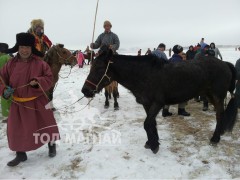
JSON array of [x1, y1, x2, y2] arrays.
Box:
[[0, 17, 239, 168], [135, 38, 225, 116]]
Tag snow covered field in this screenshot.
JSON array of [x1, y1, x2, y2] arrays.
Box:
[[0, 48, 240, 179]]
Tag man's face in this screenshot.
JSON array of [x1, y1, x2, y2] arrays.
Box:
[[159, 47, 165, 52], [19, 46, 32, 59], [104, 25, 111, 32], [35, 26, 44, 36]]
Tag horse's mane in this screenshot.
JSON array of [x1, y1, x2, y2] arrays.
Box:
[[113, 54, 168, 68]]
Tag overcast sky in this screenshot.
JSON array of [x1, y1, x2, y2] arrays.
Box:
[[0, 0, 239, 52]]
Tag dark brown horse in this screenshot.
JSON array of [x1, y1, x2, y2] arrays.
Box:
[[44, 44, 77, 104], [83, 51, 96, 65], [82, 45, 238, 154]]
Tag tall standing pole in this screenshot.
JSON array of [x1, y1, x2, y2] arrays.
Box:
[[89, 0, 100, 109], [90, 0, 100, 66]]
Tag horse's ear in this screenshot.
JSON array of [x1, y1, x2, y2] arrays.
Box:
[[99, 45, 113, 59], [56, 43, 64, 48], [107, 48, 114, 59]]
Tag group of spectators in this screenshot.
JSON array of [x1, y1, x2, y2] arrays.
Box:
[[136, 38, 223, 117]]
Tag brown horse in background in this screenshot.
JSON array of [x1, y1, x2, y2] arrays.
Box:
[[83, 51, 96, 65], [104, 81, 119, 110], [44, 44, 77, 106]]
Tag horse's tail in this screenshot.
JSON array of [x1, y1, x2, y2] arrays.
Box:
[[225, 61, 236, 94], [221, 61, 238, 133]]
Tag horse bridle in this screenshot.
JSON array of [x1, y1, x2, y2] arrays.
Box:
[[85, 60, 113, 93], [54, 46, 75, 66]]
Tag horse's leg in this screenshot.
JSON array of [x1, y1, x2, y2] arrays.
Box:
[[104, 88, 109, 108], [108, 84, 112, 99], [116, 83, 119, 98], [113, 88, 119, 110], [143, 103, 162, 154], [48, 87, 56, 111], [210, 96, 224, 144]]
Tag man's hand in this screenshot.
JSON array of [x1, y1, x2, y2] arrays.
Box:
[[3, 86, 14, 99], [30, 80, 38, 87], [90, 43, 94, 49]]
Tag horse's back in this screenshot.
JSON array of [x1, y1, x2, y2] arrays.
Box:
[[159, 57, 232, 104]]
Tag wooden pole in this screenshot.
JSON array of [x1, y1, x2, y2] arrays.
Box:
[[90, 0, 100, 66]]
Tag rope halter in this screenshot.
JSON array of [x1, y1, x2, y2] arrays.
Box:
[[85, 60, 113, 92]]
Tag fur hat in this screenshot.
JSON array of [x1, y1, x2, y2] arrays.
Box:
[[31, 19, 44, 30], [172, 45, 183, 54], [0, 43, 9, 53], [5, 33, 44, 57], [103, 20, 112, 28]]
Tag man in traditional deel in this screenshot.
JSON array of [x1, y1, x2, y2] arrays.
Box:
[[1, 33, 60, 167]]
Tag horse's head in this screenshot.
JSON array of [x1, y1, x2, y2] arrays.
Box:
[[82, 45, 114, 98], [45, 44, 77, 67]]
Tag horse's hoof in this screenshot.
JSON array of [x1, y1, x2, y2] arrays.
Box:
[[152, 146, 159, 154], [104, 105, 109, 109], [210, 136, 220, 144], [209, 142, 218, 147], [114, 103, 119, 110], [144, 143, 150, 149]]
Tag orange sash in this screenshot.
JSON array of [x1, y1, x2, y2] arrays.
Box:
[[13, 96, 38, 102]]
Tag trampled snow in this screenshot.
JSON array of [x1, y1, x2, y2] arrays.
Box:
[[0, 48, 240, 179]]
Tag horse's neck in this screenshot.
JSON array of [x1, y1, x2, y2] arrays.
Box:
[[49, 63, 62, 84], [111, 56, 146, 91]]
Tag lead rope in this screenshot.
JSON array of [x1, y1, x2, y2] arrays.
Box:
[[58, 66, 72, 79], [0, 77, 86, 112]]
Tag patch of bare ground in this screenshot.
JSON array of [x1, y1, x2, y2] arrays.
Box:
[[163, 99, 240, 178]]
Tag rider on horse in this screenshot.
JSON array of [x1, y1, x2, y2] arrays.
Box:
[[28, 19, 52, 55], [90, 20, 120, 109], [90, 20, 120, 54]]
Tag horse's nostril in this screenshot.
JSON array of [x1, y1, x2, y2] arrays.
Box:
[[81, 87, 88, 94], [81, 86, 93, 97]]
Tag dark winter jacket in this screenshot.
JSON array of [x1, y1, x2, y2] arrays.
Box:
[[186, 50, 195, 60], [169, 54, 183, 63]]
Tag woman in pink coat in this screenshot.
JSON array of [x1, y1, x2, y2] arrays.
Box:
[[1, 33, 60, 167], [76, 50, 85, 68]]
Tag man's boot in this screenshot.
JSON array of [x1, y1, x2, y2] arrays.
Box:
[[48, 142, 56, 157], [162, 109, 173, 117], [7, 152, 27, 167], [178, 108, 190, 116], [202, 101, 209, 111]]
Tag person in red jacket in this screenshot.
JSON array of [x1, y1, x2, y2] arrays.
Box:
[[28, 19, 52, 55]]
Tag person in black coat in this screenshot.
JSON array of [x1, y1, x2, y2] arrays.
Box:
[[162, 45, 191, 117], [186, 45, 195, 60]]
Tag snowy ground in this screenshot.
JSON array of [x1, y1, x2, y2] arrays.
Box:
[[0, 48, 240, 179]]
